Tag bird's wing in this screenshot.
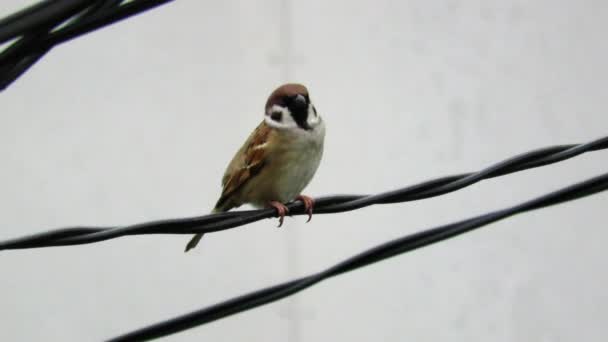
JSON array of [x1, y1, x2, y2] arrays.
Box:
[[214, 121, 273, 210]]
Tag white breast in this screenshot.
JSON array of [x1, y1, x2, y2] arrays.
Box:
[[243, 119, 325, 207], [274, 120, 325, 202]]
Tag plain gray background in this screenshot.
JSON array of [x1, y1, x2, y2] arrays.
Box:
[[1, 1, 607, 341]]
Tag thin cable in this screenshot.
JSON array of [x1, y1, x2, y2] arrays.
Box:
[[1, 135, 606, 251], [107, 172, 608, 341], [0, 0, 174, 91], [0, 0, 91, 44], [0, 1, 129, 90]]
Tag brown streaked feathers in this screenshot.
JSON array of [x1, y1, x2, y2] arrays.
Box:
[[214, 122, 273, 211], [185, 83, 320, 252], [217, 83, 309, 211]]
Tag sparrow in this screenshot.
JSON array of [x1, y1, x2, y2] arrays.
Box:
[[185, 83, 325, 252]]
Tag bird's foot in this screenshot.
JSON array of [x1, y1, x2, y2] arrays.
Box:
[[296, 195, 315, 222], [269, 201, 290, 227]]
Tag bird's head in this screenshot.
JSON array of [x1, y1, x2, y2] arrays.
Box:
[[264, 83, 321, 131]]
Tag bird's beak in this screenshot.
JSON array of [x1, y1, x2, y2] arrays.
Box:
[[293, 94, 307, 109]]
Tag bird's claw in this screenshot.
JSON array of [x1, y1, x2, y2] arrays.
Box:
[[269, 201, 290, 227], [296, 195, 315, 222]]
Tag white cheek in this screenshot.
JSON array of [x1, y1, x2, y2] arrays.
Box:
[[265, 105, 298, 129], [306, 104, 321, 127]]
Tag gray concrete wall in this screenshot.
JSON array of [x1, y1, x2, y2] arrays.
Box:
[[1, 1, 607, 341]]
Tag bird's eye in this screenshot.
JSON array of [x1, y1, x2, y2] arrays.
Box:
[[271, 111, 282, 121]]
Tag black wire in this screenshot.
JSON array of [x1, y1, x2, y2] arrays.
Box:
[[0, 0, 174, 91], [0, 1, 118, 64], [0, 1, 111, 90], [0, 0, 91, 44], [38, 0, 175, 47], [3, 3, 605, 340], [1, 135, 606, 251], [107, 172, 608, 341]]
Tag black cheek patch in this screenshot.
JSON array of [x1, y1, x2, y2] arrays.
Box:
[[271, 111, 282, 121]]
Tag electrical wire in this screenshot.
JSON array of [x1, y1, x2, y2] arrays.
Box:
[[107, 172, 608, 341], [3, 3, 606, 341], [1, 135, 606, 251], [0, 0, 174, 91]]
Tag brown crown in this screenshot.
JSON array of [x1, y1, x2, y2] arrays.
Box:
[[265, 83, 309, 111]]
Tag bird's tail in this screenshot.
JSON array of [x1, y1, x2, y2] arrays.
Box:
[[184, 207, 220, 252]]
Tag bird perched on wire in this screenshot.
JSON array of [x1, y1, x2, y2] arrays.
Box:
[[185, 83, 325, 252]]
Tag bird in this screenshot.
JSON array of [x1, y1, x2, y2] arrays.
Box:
[[185, 83, 325, 252]]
